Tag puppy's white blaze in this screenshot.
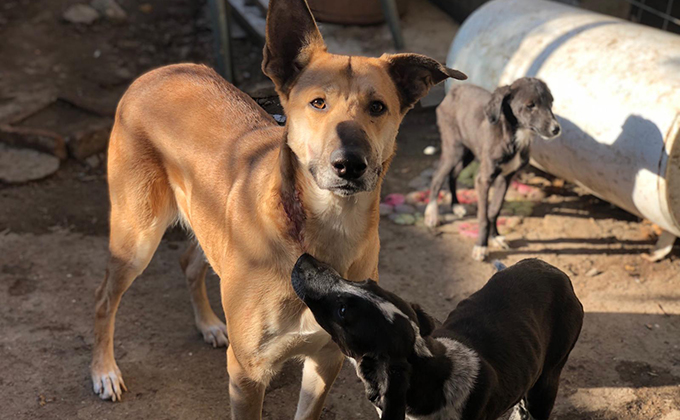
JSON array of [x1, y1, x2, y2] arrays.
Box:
[[336, 282, 408, 323], [514, 128, 534, 149], [411, 321, 433, 358], [410, 338, 479, 420]]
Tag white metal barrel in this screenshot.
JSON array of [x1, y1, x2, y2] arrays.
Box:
[[446, 0, 680, 238]]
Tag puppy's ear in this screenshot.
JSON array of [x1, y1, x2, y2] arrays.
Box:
[[411, 303, 437, 337], [484, 85, 512, 124], [262, 0, 326, 97], [383, 53, 467, 112]]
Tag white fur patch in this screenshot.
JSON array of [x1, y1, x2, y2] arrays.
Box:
[[514, 128, 534, 149], [407, 338, 480, 420], [336, 282, 407, 323]]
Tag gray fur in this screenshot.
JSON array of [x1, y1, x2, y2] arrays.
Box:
[[407, 338, 480, 420]]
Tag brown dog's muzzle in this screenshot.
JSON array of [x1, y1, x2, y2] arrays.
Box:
[[314, 121, 378, 196]]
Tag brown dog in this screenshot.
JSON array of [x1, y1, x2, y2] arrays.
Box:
[[90, 0, 465, 418]]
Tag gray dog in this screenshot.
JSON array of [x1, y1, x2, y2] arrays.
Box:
[[425, 78, 561, 261]]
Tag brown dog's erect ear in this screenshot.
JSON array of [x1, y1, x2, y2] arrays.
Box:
[[384, 53, 467, 112], [411, 303, 437, 337], [484, 85, 512, 124], [262, 0, 326, 97]]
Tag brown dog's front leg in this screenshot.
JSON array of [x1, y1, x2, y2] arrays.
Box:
[[380, 360, 411, 420], [227, 346, 266, 420]]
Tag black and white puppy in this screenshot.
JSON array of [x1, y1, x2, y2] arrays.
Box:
[[291, 254, 583, 420], [424, 78, 561, 262]]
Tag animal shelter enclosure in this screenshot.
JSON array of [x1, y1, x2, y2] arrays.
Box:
[[0, 0, 679, 419]]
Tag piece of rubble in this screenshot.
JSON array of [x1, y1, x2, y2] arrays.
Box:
[[63, 4, 100, 25], [585, 268, 601, 277], [379, 203, 393, 216], [423, 146, 437, 155], [0, 124, 67, 159], [390, 213, 416, 225], [383, 193, 405, 207], [394, 204, 416, 214], [0, 144, 60, 183], [67, 120, 112, 160], [90, 0, 127, 21]]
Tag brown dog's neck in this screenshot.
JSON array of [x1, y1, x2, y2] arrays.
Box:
[[278, 140, 306, 246], [276, 137, 382, 257]]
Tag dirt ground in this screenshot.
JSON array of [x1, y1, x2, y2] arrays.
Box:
[[1, 1, 679, 419]]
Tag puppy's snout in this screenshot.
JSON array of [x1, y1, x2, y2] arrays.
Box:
[[292, 253, 334, 301], [551, 123, 561, 137], [331, 149, 368, 180], [293, 253, 322, 277]]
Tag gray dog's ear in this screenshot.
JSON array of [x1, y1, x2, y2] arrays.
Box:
[[411, 303, 437, 337], [383, 53, 467, 112], [485, 85, 512, 124], [262, 0, 326, 97]]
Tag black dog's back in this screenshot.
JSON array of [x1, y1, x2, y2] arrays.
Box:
[[435, 258, 583, 419]]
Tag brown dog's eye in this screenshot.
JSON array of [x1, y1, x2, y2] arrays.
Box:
[[527, 102, 535, 109], [369, 101, 386, 116], [310, 98, 326, 110]]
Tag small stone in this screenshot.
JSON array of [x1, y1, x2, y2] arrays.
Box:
[[405, 191, 427, 205], [0, 144, 60, 183], [67, 120, 112, 160], [392, 213, 416, 225], [90, 0, 127, 21], [585, 268, 601, 277], [62, 4, 100, 25], [85, 154, 100, 168], [379, 203, 393, 216], [423, 146, 437, 155], [552, 178, 565, 188], [383, 193, 405, 207], [394, 204, 416, 214]]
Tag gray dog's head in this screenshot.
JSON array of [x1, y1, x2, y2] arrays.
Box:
[[485, 78, 561, 139]]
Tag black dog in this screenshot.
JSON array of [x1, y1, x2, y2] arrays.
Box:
[[292, 254, 583, 420], [424, 78, 561, 261]]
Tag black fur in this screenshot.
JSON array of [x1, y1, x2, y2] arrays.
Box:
[[292, 255, 583, 420]]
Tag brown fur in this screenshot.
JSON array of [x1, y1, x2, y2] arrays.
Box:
[[90, 0, 465, 418]]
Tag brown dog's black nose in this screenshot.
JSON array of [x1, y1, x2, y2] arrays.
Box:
[[331, 149, 368, 180]]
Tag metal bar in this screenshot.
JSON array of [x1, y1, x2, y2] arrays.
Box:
[[379, 0, 405, 50], [209, 0, 234, 83], [623, 0, 680, 27], [662, 0, 674, 30]]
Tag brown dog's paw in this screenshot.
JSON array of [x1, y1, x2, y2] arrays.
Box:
[[92, 361, 127, 402], [197, 316, 229, 348]]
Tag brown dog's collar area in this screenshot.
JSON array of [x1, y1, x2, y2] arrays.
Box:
[[279, 140, 307, 248]]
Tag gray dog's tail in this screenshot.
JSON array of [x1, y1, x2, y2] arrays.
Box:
[[492, 260, 507, 272]]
